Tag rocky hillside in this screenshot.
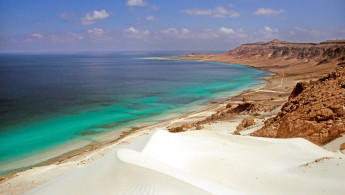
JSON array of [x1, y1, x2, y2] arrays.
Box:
[[252, 65, 345, 145], [228, 39, 345, 65], [169, 39, 345, 145], [170, 39, 345, 78]]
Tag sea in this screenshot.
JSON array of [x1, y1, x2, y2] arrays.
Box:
[[0, 51, 271, 176]]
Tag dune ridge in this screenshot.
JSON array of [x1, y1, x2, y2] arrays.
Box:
[[28, 130, 345, 194]]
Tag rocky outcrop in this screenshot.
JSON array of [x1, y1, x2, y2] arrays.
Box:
[[252, 66, 345, 145], [236, 117, 255, 131]]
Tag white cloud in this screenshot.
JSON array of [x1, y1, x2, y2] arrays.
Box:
[[181, 28, 190, 34], [218, 27, 247, 38], [125, 27, 150, 39], [213, 6, 228, 18], [213, 6, 240, 18], [254, 8, 285, 16], [181, 6, 240, 18], [70, 32, 83, 40], [87, 28, 111, 40], [219, 27, 235, 34], [126, 0, 148, 7], [160, 28, 197, 39], [146, 15, 155, 20], [161, 28, 179, 35], [258, 26, 279, 39], [264, 26, 278, 33], [81, 10, 110, 25], [126, 27, 140, 33], [160, 28, 191, 36], [87, 28, 104, 36], [31, 33, 44, 39], [59, 12, 75, 19]]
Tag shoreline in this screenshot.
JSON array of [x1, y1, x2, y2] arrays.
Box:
[[0, 60, 273, 186], [0, 54, 338, 194], [0, 66, 269, 178], [0, 58, 268, 178]]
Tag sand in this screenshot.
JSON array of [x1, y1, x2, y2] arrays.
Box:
[[27, 130, 345, 194]]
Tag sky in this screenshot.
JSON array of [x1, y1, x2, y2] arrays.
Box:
[[0, 0, 344, 52]]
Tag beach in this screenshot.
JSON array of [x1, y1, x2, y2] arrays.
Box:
[[1, 40, 345, 194], [0, 63, 289, 194], [0, 52, 269, 176]]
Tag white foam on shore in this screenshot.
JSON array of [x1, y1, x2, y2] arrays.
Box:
[[28, 130, 345, 195]]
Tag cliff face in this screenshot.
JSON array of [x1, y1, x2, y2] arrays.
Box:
[[227, 39, 345, 65], [252, 65, 345, 145], [169, 39, 345, 77]]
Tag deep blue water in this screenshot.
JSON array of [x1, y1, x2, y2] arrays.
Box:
[[0, 51, 271, 175]]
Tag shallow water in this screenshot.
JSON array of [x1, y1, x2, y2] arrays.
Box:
[[0, 51, 271, 175]]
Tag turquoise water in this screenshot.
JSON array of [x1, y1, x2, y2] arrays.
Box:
[[0, 51, 271, 175]]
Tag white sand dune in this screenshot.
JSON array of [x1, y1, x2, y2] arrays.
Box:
[[28, 130, 345, 195]]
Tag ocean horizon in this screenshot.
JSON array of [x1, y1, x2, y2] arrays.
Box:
[[0, 51, 271, 176]]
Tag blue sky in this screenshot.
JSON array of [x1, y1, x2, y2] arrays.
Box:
[[1, 0, 344, 52]]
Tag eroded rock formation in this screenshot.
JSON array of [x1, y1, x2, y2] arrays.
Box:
[[252, 66, 345, 145]]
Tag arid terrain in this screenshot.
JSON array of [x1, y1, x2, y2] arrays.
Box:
[[168, 39, 345, 146]]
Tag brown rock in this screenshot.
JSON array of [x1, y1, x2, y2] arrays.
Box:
[[340, 143, 345, 151], [228, 102, 255, 114], [237, 117, 255, 131], [289, 81, 308, 99], [226, 103, 233, 109], [315, 108, 334, 121], [252, 66, 345, 145]]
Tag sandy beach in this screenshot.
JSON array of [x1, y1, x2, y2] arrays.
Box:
[[0, 79, 276, 194], [1, 40, 344, 194]]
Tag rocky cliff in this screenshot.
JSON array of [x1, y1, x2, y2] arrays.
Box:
[[171, 39, 345, 78], [252, 65, 345, 145], [227, 39, 345, 66]]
